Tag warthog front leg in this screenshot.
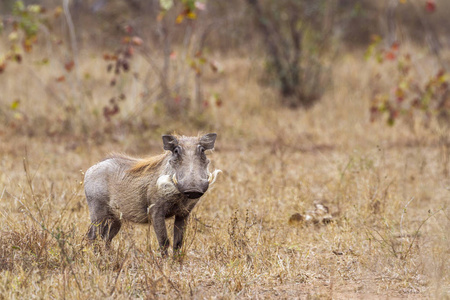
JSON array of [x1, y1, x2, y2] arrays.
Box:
[[173, 215, 188, 254], [151, 211, 170, 256]]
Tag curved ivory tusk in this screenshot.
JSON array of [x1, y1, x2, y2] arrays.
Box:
[[172, 174, 178, 185], [208, 169, 222, 185]]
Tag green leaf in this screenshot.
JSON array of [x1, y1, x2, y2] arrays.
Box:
[[10, 99, 20, 110], [13, 1, 25, 15], [182, 0, 196, 11], [27, 4, 42, 13], [364, 44, 374, 60], [160, 0, 173, 11]]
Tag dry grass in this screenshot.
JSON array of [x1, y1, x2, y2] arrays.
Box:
[[0, 44, 449, 299]]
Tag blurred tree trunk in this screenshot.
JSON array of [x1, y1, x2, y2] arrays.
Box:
[[246, 0, 327, 108], [247, 0, 301, 101], [385, 0, 398, 47], [72, 0, 83, 47]]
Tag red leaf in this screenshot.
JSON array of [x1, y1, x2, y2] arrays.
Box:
[[64, 61, 74, 72], [436, 69, 445, 78], [56, 75, 65, 82], [385, 51, 396, 60], [126, 46, 134, 56], [370, 106, 378, 115], [103, 104, 120, 121], [391, 41, 400, 51], [426, 0, 436, 12], [157, 12, 165, 22], [122, 61, 129, 72], [124, 25, 133, 34]]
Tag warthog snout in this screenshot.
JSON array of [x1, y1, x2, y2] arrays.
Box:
[[172, 168, 222, 199], [172, 173, 209, 199], [183, 190, 204, 199]]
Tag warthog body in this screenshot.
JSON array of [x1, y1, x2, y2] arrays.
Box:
[[84, 133, 220, 254]]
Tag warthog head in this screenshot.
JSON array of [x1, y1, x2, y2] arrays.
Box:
[[162, 133, 218, 199]]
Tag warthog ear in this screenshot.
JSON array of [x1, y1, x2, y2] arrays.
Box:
[[162, 135, 179, 151], [200, 133, 217, 150]]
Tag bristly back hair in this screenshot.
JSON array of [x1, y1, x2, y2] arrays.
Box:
[[128, 152, 170, 174]]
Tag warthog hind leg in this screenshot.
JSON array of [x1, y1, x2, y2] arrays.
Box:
[[88, 218, 122, 248]]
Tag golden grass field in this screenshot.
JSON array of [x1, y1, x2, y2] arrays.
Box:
[[0, 43, 449, 299]]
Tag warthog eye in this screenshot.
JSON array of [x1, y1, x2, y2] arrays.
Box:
[[173, 147, 181, 156], [198, 146, 205, 154]]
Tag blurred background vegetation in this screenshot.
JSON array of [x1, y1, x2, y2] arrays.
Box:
[[0, 0, 449, 139]]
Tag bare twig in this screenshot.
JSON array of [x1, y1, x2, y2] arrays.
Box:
[[63, 0, 83, 113], [194, 216, 214, 229], [399, 197, 415, 241], [109, 246, 132, 296], [402, 208, 442, 260], [22, 153, 44, 223], [145, 250, 181, 296]]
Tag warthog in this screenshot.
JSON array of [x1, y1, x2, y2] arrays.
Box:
[[84, 133, 221, 255]]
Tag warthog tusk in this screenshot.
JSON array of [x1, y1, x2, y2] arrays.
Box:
[[172, 174, 178, 185], [147, 204, 155, 215], [208, 169, 222, 185]]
